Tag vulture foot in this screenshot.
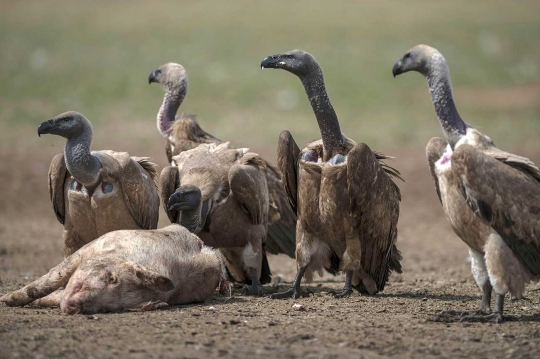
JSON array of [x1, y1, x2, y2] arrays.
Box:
[[268, 287, 313, 300], [458, 293, 504, 323], [241, 284, 265, 296], [435, 309, 503, 323], [327, 289, 353, 298], [269, 265, 311, 299], [328, 271, 353, 298]]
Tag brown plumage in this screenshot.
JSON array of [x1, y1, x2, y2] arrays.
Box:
[[38, 112, 160, 257], [262, 49, 403, 299], [160, 142, 284, 295], [394, 44, 540, 321], [149, 62, 297, 258]]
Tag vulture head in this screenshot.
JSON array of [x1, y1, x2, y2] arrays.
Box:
[[392, 44, 446, 78], [167, 184, 210, 233], [37, 111, 92, 139], [166, 143, 240, 233], [148, 62, 188, 95], [261, 49, 321, 78]]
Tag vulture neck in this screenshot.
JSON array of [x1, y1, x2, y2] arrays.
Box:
[[157, 89, 186, 137], [425, 62, 468, 148], [64, 125, 102, 188], [179, 201, 204, 233], [300, 68, 344, 161]]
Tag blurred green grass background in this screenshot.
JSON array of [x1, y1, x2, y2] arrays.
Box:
[[0, 0, 539, 156]]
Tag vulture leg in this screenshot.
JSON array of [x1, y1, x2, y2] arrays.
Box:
[[456, 294, 505, 323], [268, 265, 312, 299], [479, 281, 493, 314], [494, 294, 505, 322], [241, 268, 264, 296], [327, 271, 353, 298], [437, 280, 494, 319]]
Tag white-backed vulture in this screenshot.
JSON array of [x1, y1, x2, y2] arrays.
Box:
[[37, 111, 160, 257], [149, 63, 297, 258], [393, 44, 540, 322], [160, 142, 290, 295], [261, 49, 403, 299]]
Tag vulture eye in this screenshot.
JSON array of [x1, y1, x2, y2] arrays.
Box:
[[101, 182, 113, 194], [404, 53, 411, 59], [64, 118, 70, 122]]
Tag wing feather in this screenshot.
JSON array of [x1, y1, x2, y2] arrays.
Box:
[[425, 137, 448, 204], [228, 160, 268, 226], [452, 145, 540, 275], [97, 152, 160, 230], [159, 166, 180, 224], [347, 143, 402, 292], [48, 153, 69, 224], [263, 163, 297, 258], [277, 130, 300, 214]]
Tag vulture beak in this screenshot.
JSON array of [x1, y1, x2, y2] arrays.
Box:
[[37, 120, 54, 137], [148, 69, 161, 84], [167, 192, 185, 211], [260, 55, 281, 70], [392, 59, 404, 78], [167, 185, 202, 211]]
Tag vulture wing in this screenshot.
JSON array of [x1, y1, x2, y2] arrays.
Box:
[[347, 143, 402, 293], [425, 137, 448, 204], [159, 166, 180, 224], [263, 163, 297, 258], [228, 154, 268, 226], [48, 153, 69, 224], [167, 115, 221, 163], [277, 130, 301, 214], [96, 152, 160, 230], [485, 147, 540, 182], [452, 144, 540, 275]]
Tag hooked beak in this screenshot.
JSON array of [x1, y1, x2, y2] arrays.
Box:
[[148, 69, 161, 84], [37, 120, 53, 137], [167, 192, 185, 211], [260, 55, 282, 70], [392, 59, 404, 78], [167, 186, 202, 212]]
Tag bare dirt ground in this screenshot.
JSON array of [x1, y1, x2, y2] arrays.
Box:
[[1, 136, 540, 359]]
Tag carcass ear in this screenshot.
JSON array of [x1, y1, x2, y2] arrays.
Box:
[[126, 262, 175, 292]]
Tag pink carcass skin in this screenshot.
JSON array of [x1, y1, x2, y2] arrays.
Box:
[[0, 224, 227, 314]]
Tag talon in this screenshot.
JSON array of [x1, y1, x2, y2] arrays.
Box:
[[241, 284, 265, 297], [269, 286, 311, 300], [333, 289, 353, 298]]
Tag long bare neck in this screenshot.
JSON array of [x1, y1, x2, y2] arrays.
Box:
[[157, 89, 186, 137], [426, 60, 468, 147], [300, 68, 343, 161], [64, 124, 102, 188], [178, 200, 203, 233]]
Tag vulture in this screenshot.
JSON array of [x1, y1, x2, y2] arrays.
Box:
[[261, 49, 403, 299], [393, 44, 540, 322], [160, 142, 292, 295], [38, 111, 160, 257], [148, 62, 297, 258]]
